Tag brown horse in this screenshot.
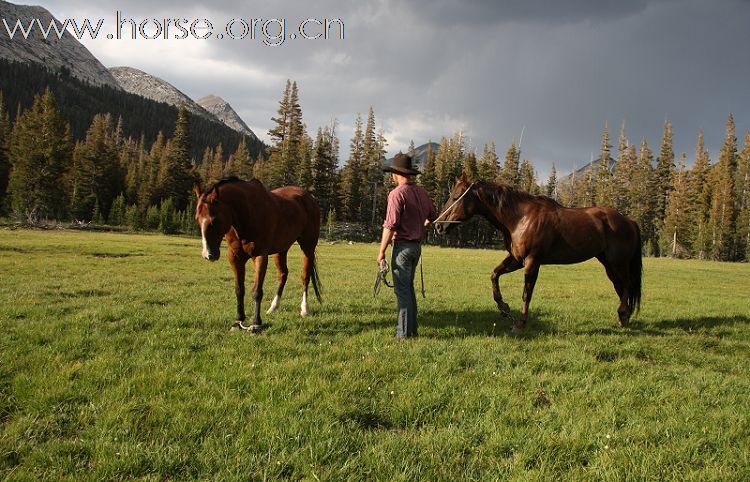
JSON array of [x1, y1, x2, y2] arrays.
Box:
[[193, 176, 321, 332], [434, 175, 642, 330]]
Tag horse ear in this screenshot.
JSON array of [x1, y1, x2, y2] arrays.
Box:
[[460, 173, 468, 184], [193, 182, 202, 198]]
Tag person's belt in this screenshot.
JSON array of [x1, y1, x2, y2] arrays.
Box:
[[394, 239, 421, 244]]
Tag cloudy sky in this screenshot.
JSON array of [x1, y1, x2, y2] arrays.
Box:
[[24, 0, 750, 177]]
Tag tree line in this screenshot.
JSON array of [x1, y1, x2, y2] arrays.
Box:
[[0, 79, 747, 262]]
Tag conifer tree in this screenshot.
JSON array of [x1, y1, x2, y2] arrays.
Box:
[[546, 162, 558, 199], [311, 122, 340, 217], [612, 122, 632, 212], [689, 129, 712, 258], [138, 131, 165, 208], [663, 153, 690, 257], [296, 133, 313, 191], [709, 114, 739, 260], [267, 80, 305, 188], [477, 142, 499, 182], [229, 136, 253, 179], [736, 131, 750, 260], [500, 140, 520, 187], [340, 113, 364, 221], [0, 92, 10, 210], [462, 151, 478, 180], [8, 89, 72, 221], [519, 159, 536, 193], [595, 122, 614, 207], [630, 138, 656, 253], [653, 119, 675, 255], [419, 141, 439, 203], [156, 105, 195, 210]]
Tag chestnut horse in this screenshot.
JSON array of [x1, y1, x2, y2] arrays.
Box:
[[193, 176, 321, 332], [434, 175, 642, 331]]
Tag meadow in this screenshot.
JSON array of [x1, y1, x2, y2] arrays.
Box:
[[1, 229, 749, 480]]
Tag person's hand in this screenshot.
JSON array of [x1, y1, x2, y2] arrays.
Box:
[[424, 219, 431, 227], [377, 250, 386, 265]]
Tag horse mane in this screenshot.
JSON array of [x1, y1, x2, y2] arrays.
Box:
[[207, 176, 256, 195], [476, 181, 563, 213]]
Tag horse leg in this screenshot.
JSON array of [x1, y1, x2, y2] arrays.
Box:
[[229, 250, 249, 331], [250, 255, 268, 331], [300, 249, 313, 317], [597, 254, 631, 327], [491, 254, 523, 315], [266, 251, 289, 314], [515, 258, 540, 331]]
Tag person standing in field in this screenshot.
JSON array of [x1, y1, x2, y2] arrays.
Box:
[[377, 153, 437, 339]]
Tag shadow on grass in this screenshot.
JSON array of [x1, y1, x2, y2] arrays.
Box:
[[572, 315, 750, 337]]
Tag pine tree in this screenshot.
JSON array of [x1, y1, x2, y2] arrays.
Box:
[[361, 107, 383, 224], [310, 122, 340, 217], [500, 140, 520, 187], [340, 113, 364, 221], [477, 142, 500, 183], [229, 136, 253, 179], [462, 150, 478, 180], [138, 131, 165, 208], [595, 122, 614, 207], [8, 89, 72, 221], [419, 141, 439, 203], [109, 193, 126, 226], [156, 105, 196, 210], [612, 122, 632, 212], [653, 119, 675, 255], [736, 131, 750, 260], [689, 129, 712, 258], [546, 163, 558, 199], [630, 138, 656, 253], [519, 159, 536, 193], [125, 204, 141, 230], [70, 113, 120, 220], [708, 114, 738, 260], [0, 91, 10, 211], [663, 153, 690, 257], [296, 133, 313, 191], [267, 80, 305, 188]]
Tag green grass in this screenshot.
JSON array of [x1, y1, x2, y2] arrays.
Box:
[[1, 229, 749, 480]]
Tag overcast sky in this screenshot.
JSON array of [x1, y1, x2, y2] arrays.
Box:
[[24, 0, 750, 177]]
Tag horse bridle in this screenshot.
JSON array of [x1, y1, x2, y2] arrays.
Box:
[[432, 183, 475, 224]]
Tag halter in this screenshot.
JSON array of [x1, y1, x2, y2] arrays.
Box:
[[432, 183, 475, 224]]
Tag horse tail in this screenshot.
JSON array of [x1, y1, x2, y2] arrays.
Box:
[[628, 221, 643, 314], [310, 252, 322, 303]]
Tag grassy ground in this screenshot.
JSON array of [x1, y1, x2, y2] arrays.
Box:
[[1, 229, 749, 480]]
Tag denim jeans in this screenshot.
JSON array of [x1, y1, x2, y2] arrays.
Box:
[[392, 241, 421, 338]]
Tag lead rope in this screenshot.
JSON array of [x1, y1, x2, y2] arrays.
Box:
[[419, 254, 425, 298]]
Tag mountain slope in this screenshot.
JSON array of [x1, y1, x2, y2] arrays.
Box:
[[385, 142, 440, 168], [197, 95, 257, 141], [109, 66, 215, 121], [0, 0, 120, 88]]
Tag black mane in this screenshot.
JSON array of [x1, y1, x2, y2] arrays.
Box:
[[209, 176, 246, 194]]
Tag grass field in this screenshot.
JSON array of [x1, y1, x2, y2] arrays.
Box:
[[1, 229, 749, 480]]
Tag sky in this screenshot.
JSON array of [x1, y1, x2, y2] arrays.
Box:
[[22, 0, 750, 177]]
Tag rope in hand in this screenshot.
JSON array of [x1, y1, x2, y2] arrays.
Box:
[[373, 259, 393, 297]]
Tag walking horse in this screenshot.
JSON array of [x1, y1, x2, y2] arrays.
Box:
[[434, 175, 642, 331], [193, 177, 321, 332]]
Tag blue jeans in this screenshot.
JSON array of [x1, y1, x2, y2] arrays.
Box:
[[392, 241, 421, 338]]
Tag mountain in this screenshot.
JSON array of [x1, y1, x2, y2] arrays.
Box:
[[197, 95, 258, 141], [560, 157, 617, 184], [0, 0, 120, 89], [385, 142, 440, 168], [109, 66, 217, 121]]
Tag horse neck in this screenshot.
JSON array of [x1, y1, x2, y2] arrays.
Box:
[[475, 184, 521, 231]]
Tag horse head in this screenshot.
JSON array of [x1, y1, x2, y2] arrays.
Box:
[[434, 174, 478, 235], [194, 182, 232, 262]]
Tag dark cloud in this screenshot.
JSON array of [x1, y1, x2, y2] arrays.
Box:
[[23, 0, 750, 176]]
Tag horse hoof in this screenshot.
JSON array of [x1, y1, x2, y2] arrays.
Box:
[[498, 301, 511, 315], [249, 324, 263, 333], [511, 324, 525, 332]]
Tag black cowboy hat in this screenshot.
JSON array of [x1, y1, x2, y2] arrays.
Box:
[[383, 152, 420, 176]]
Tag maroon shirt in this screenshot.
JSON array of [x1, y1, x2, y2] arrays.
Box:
[[383, 182, 437, 242]]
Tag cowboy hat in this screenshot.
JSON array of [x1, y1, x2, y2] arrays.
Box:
[[383, 152, 420, 175]]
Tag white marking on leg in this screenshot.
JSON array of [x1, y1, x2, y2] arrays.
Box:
[[300, 292, 309, 317], [200, 218, 209, 259], [267, 294, 280, 314]]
